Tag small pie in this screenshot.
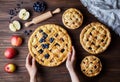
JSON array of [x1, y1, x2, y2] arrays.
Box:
[[28, 24, 72, 67], [81, 56, 102, 77], [80, 22, 111, 54], [62, 8, 83, 29]]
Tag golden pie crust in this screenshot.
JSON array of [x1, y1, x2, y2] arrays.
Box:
[[62, 8, 83, 29], [81, 56, 102, 77], [28, 24, 72, 67], [80, 22, 111, 54]]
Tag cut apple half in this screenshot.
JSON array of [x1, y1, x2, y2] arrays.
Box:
[[9, 20, 21, 32], [19, 9, 30, 20]]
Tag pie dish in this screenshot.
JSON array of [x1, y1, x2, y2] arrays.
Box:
[[28, 24, 72, 67], [80, 22, 111, 54], [81, 56, 102, 77], [62, 8, 83, 29]]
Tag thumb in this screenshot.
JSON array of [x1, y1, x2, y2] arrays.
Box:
[[32, 58, 36, 67]]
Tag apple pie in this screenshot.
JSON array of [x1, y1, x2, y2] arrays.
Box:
[[62, 8, 83, 29], [81, 56, 102, 77], [80, 22, 111, 54]]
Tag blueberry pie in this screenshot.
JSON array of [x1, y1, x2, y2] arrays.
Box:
[[28, 24, 72, 67], [80, 22, 111, 54], [81, 56, 102, 77]]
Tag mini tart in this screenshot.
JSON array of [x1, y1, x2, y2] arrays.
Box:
[[62, 8, 83, 29], [81, 56, 102, 77], [80, 22, 111, 54], [28, 24, 72, 67]]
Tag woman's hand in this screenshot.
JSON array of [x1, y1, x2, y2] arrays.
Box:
[[25, 53, 37, 82], [66, 46, 76, 72], [66, 46, 80, 82]]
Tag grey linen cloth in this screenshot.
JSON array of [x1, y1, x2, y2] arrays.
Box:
[[80, 0, 120, 36]]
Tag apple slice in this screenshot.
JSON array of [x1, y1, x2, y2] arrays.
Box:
[[19, 9, 30, 20], [9, 20, 21, 32]]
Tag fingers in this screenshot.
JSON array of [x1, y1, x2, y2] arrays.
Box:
[[67, 52, 72, 61], [71, 46, 76, 61], [26, 53, 36, 66], [26, 53, 31, 66], [32, 58, 36, 67], [67, 46, 76, 61], [72, 46, 75, 55]]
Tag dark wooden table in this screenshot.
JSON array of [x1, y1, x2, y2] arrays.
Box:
[[0, 0, 120, 82]]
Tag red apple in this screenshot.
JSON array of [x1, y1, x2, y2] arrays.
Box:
[[11, 35, 22, 46], [4, 63, 16, 73], [4, 47, 16, 59]]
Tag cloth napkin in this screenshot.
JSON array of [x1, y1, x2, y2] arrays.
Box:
[[80, 0, 120, 36]]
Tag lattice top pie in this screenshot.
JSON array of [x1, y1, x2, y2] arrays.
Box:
[[81, 56, 102, 77], [80, 22, 111, 54], [28, 24, 72, 67], [62, 8, 83, 29]]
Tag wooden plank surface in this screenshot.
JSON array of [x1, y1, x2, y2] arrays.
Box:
[[0, 0, 120, 82]]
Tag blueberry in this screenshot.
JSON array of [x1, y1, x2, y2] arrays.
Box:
[[27, 33, 30, 35], [17, 4, 20, 7], [34, 7, 37, 11], [39, 38, 45, 43], [36, 1, 40, 4], [41, 44, 49, 49], [9, 9, 15, 15], [45, 44, 49, 48], [37, 4, 40, 7], [41, 6, 44, 9], [17, 4, 21, 8], [24, 30, 28, 33], [38, 49, 43, 54], [49, 38, 54, 43], [10, 16, 13, 19], [21, 1, 23, 4], [41, 44, 46, 49], [41, 3, 44, 6], [26, 32, 29, 35], [42, 36, 46, 40], [44, 54, 50, 59], [43, 34, 48, 38], [29, 30, 32, 32], [24, 30, 29, 35], [34, 3, 37, 5], [42, 32, 48, 38]]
